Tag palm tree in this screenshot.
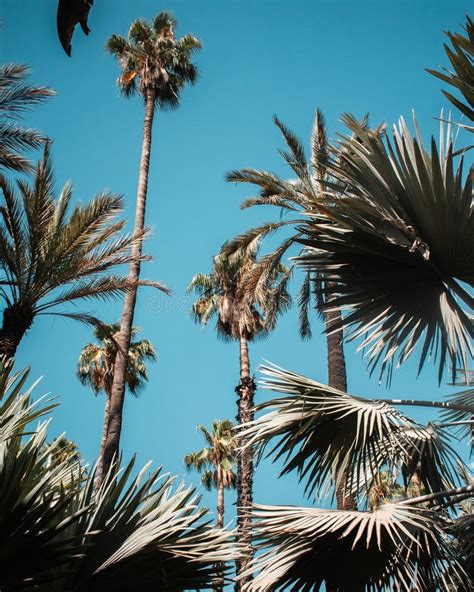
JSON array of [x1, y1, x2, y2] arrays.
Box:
[[0, 144, 168, 359], [102, 12, 201, 480], [185, 420, 237, 529], [77, 323, 156, 483], [0, 63, 54, 172], [185, 420, 237, 592], [225, 110, 368, 509], [0, 359, 237, 591], [188, 248, 291, 588], [427, 15, 474, 127], [233, 114, 473, 589]]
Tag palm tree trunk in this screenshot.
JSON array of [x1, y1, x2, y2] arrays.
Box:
[[101, 87, 156, 483], [217, 481, 225, 529], [215, 481, 225, 592], [96, 389, 111, 485], [235, 335, 255, 590], [324, 302, 357, 511], [0, 304, 33, 359]]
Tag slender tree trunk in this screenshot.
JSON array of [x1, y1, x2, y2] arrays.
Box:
[[0, 304, 33, 359], [101, 88, 156, 483], [235, 335, 255, 590], [217, 481, 225, 529], [324, 302, 357, 511], [215, 481, 225, 592], [96, 389, 111, 485]]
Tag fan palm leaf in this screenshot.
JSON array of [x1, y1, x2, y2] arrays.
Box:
[[241, 364, 468, 502], [242, 501, 466, 591], [297, 114, 473, 382]]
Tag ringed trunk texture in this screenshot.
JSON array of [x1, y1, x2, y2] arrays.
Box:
[[101, 88, 156, 482], [235, 335, 255, 590], [96, 389, 111, 485], [0, 305, 33, 359], [214, 481, 225, 592], [324, 302, 357, 511]]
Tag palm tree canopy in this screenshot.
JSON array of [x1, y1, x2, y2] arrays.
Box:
[[226, 112, 472, 382], [0, 63, 54, 172], [106, 12, 201, 109], [77, 322, 156, 395], [188, 247, 291, 342], [427, 15, 474, 125], [0, 359, 237, 591], [185, 420, 237, 491], [0, 144, 169, 329]]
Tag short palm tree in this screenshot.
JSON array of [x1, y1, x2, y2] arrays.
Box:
[[185, 420, 237, 592], [0, 63, 54, 172], [0, 144, 167, 359], [0, 359, 237, 591], [77, 323, 156, 483], [185, 420, 237, 529], [188, 247, 291, 587], [102, 12, 201, 480]]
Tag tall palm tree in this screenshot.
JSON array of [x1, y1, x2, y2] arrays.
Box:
[[0, 63, 54, 172], [185, 420, 237, 592], [225, 110, 370, 509], [0, 359, 237, 591], [234, 114, 473, 590], [102, 12, 201, 479], [188, 248, 291, 588], [0, 143, 167, 359], [77, 323, 156, 483], [185, 420, 237, 529]]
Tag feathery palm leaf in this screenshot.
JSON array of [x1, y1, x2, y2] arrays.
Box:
[[0, 144, 169, 357], [0, 64, 54, 173], [427, 15, 474, 124]]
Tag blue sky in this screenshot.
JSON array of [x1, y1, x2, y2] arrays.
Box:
[[1, 0, 471, 519]]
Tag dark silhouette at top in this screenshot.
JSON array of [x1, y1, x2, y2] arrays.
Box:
[[57, 0, 93, 56]]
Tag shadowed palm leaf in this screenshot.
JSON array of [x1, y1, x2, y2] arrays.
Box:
[[297, 114, 473, 383], [241, 364, 468, 501], [242, 501, 466, 591], [0, 359, 237, 590]]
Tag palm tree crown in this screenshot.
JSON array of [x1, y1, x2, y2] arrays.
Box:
[[185, 420, 237, 492], [188, 248, 291, 342], [0, 63, 54, 172], [106, 12, 201, 109], [0, 143, 167, 358], [77, 323, 156, 396]]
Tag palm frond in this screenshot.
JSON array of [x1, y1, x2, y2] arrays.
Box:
[[241, 364, 465, 501], [296, 114, 474, 382], [242, 502, 466, 591]]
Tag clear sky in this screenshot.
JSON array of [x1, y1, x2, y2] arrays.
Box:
[[1, 0, 471, 519]]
